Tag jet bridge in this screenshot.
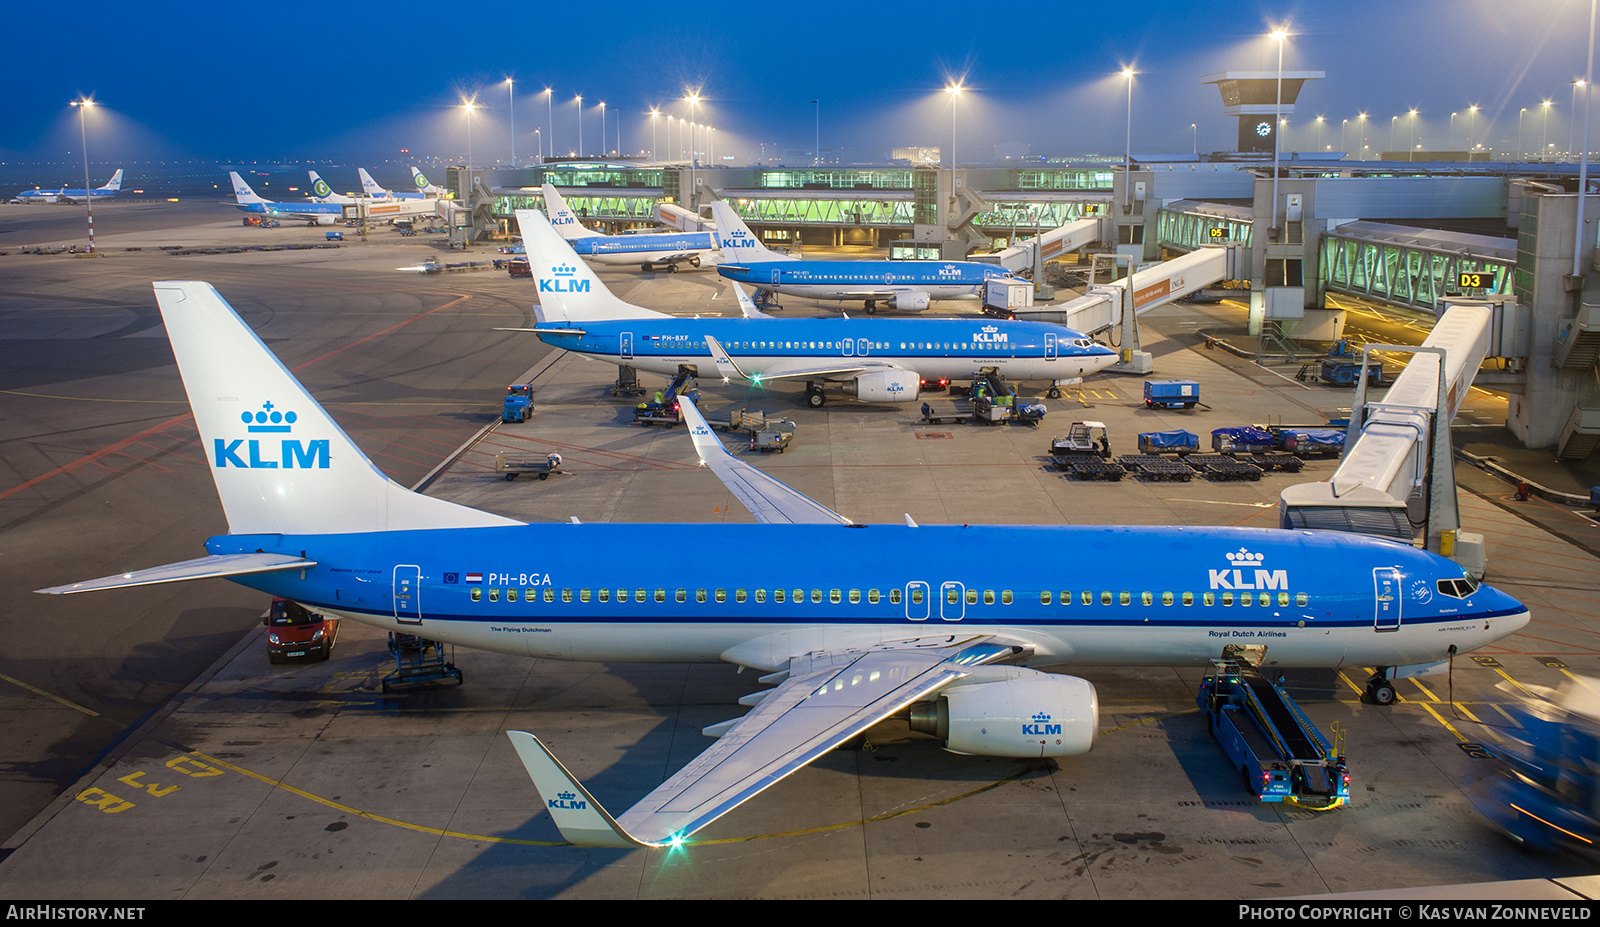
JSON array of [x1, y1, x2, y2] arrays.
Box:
[[1278, 301, 1495, 575], [979, 217, 1105, 274], [1013, 244, 1245, 374]]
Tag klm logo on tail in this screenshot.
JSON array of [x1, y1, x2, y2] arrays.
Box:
[[720, 228, 759, 250], [539, 263, 590, 294], [214, 401, 330, 470]]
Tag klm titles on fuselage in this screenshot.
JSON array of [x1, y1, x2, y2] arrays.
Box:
[[214, 402, 329, 470]]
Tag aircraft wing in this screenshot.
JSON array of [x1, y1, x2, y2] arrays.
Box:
[[678, 396, 849, 525], [35, 552, 317, 595], [726, 280, 773, 319], [509, 634, 1023, 848], [493, 327, 586, 336], [702, 334, 881, 384]]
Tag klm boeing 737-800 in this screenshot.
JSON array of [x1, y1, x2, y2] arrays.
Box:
[[509, 208, 1116, 406], [228, 172, 344, 226], [37, 275, 1528, 849], [710, 201, 1023, 312], [10, 169, 123, 204], [540, 183, 719, 272]]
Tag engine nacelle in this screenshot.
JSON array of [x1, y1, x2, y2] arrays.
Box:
[[893, 291, 931, 312], [315, 215, 336, 226], [843, 369, 919, 403], [909, 666, 1098, 758]]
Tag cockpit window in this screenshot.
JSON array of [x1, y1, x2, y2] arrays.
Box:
[[1436, 575, 1479, 599]]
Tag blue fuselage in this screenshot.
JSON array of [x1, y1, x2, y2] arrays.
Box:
[[211, 522, 1528, 670], [534, 316, 1118, 381], [718, 260, 1012, 301]]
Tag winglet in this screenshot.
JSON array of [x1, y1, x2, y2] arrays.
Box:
[[506, 731, 648, 848], [727, 280, 773, 319], [701, 333, 752, 382], [679, 391, 733, 466]]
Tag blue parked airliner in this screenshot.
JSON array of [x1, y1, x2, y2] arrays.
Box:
[[710, 201, 1024, 312], [508, 208, 1114, 406], [228, 171, 345, 226], [37, 275, 1530, 850], [539, 183, 719, 272], [10, 169, 123, 204]]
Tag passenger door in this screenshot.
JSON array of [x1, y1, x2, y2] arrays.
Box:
[[394, 565, 422, 626], [940, 581, 966, 621], [620, 332, 634, 361], [905, 582, 929, 621], [1373, 567, 1401, 632]]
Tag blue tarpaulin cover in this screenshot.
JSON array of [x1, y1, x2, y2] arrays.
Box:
[[1139, 430, 1199, 450]]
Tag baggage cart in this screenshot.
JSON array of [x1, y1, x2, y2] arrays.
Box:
[[749, 420, 796, 453], [495, 451, 563, 481]]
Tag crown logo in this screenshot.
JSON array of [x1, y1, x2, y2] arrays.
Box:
[[1032, 712, 1052, 723], [557, 791, 576, 801], [242, 401, 297, 433], [981, 325, 998, 333], [553, 263, 576, 276], [1225, 548, 1265, 566]]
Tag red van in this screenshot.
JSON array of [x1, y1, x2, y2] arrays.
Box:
[[264, 597, 340, 664]]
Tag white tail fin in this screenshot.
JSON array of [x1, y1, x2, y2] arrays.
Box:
[[230, 171, 265, 204], [515, 209, 667, 323], [100, 169, 123, 192], [358, 168, 389, 198], [539, 184, 604, 240], [708, 201, 796, 262], [152, 281, 518, 535]]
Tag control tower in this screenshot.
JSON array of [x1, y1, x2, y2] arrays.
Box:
[[1202, 71, 1325, 153]]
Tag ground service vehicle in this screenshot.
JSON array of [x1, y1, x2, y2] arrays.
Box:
[[1198, 659, 1349, 809], [502, 384, 535, 422], [1144, 380, 1199, 409], [264, 597, 339, 663]]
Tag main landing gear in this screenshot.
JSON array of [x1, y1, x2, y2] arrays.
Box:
[[805, 382, 827, 408]]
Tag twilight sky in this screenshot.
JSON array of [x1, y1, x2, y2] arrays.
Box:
[[4, 0, 1597, 166]]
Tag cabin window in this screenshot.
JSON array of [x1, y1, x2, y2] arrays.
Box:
[[635, 588, 646, 603], [578, 589, 592, 603], [1240, 591, 1251, 607], [1082, 591, 1093, 606], [1141, 592, 1152, 606], [1222, 592, 1234, 606], [715, 589, 726, 603], [966, 589, 978, 605], [470, 588, 481, 602], [775, 589, 787, 603], [754, 589, 766, 603], [597, 588, 610, 603], [1203, 592, 1215, 606], [811, 589, 823, 603], [1119, 591, 1131, 606], [1295, 593, 1308, 607], [561, 589, 572, 603], [1260, 593, 1272, 607], [676, 589, 687, 603], [830, 589, 841, 604], [892, 588, 904, 605], [1161, 592, 1173, 606], [696, 589, 707, 603], [983, 590, 995, 605], [1001, 590, 1013, 605], [736, 589, 747, 603], [909, 588, 922, 605], [655, 589, 666, 603], [543, 589, 555, 603], [1040, 591, 1053, 605], [1100, 591, 1112, 606], [868, 589, 881, 604], [488, 589, 500, 603], [507, 589, 518, 603], [849, 589, 860, 604]]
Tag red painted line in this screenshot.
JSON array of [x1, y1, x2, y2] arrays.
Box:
[[0, 296, 473, 501]]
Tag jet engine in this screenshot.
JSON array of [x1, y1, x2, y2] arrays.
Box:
[[315, 215, 336, 226], [892, 291, 931, 312], [908, 666, 1098, 758], [843, 369, 919, 403]]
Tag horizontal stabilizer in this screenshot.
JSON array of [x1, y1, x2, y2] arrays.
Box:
[[493, 326, 586, 336], [35, 553, 315, 595]]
